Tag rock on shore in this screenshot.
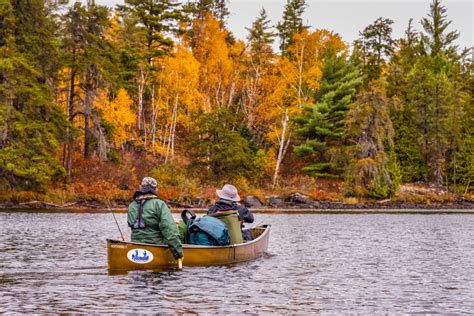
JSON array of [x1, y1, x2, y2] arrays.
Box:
[[243, 196, 263, 208]]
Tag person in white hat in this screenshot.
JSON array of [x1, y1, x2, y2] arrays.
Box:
[[207, 184, 254, 226]]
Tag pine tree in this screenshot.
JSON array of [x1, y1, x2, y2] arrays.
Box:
[[386, 0, 468, 188], [354, 17, 396, 84], [117, 0, 184, 152], [386, 19, 426, 182], [456, 60, 473, 192], [414, 0, 466, 187], [118, 0, 183, 62], [246, 8, 274, 63], [294, 51, 361, 178], [82, 3, 114, 160], [420, 0, 459, 60], [443, 64, 469, 190], [61, 1, 114, 180], [0, 0, 67, 190], [187, 107, 263, 182], [276, 0, 307, 56], [185, 0, 229, 26]]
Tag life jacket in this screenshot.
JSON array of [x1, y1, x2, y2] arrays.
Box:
[[181, 209, 230, 246], [130, 197, 159, 230]]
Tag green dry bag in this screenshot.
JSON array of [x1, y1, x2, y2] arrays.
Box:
[[208, 211, 243, 244]]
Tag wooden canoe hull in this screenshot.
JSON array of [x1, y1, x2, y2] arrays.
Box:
[[107, 225, 270, 271]]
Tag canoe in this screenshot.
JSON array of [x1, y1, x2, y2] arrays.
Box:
[[107, 225, 270, 271]]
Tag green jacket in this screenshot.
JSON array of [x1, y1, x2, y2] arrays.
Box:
[[127, 194, 183, 259]]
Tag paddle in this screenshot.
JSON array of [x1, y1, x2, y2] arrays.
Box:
[[106, 198, 125, 241]]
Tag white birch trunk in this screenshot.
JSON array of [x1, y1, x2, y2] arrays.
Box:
[[272, 107, 290, 188], [164, 121, 172, 162], [170, 92, 179, 160], [297, 43, 305, 108], [150, 86, 156, 156], [227, 68, 239, 107], [216, 71, 223, 108], [137, 67, 147, 131], [162, 119, 170, 161], [164, 92, 179, 163]]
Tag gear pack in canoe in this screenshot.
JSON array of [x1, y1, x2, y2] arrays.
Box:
[[181, 210, 230, 246]]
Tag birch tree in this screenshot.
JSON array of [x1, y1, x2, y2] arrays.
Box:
[[156, 45, 200, 161]]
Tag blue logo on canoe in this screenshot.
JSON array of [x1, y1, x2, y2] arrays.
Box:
[[127, 248, 154, 264], [132, 250, 149, 261]]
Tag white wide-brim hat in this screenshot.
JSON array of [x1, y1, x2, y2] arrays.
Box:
[[216, 184, 241, 202]]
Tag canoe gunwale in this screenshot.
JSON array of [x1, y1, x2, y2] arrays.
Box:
[[107, 224, 270, 249]]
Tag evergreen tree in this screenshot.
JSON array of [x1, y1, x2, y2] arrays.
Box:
[[61, 2, 114, 181], [354, 17, 396, 84], [187, 107, 263, 182], [386, 19, 426, 182], [443, 63, 469, 190], [185, 0, 229, 25], [294, 51, 361, 178], [117, 0, 184, 150], [246, 8, 274, 62], [81, 3, 114, 160], [420, 0, 459, 60], [413, 0, 466, 187], [118, 0, 183, 62], [61, 2, 86, 179], [276, 0, 307, 56], [0, 0, 67, 190], [345, 82, 400, 198], [387, 2, 469, 188], [456, 59, 473, 192]]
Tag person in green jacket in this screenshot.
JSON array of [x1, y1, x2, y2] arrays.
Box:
[[127, 177, 183, 260]]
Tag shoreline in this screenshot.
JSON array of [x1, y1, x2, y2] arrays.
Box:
[[1, 199, 473, 214], [1, 208, 473, 215]]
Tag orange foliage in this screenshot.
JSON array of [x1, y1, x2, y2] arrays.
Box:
[[157, 187, 180, 201], [308, 190, 340, 201], [0, 191, 44, 203]]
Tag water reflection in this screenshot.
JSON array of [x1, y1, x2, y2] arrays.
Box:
[[0, 212, 473, 313]]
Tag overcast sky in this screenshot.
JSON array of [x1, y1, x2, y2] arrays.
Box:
[[93, 0, 473, 51]]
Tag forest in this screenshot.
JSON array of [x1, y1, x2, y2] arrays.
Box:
[[0, 0, 472, 206]]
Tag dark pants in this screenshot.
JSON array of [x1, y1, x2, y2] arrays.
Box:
[[242, 229, 254, 241]]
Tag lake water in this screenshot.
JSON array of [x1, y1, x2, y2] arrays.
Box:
[[1, 211, 473, 313]]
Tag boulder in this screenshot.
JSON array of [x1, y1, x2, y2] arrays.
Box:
[[266, 195, 285, 207], [286, 192, 314, 204], [243, 196, 263, 208]]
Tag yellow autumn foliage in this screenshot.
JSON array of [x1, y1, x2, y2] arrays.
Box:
[[157, 45, 201, 126], [95, 89, 136, 148], [192, 14, 235, 111]]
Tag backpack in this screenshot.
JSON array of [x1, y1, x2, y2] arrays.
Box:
[[181, 210, 230, 246]]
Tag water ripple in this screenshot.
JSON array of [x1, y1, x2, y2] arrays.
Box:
[[0, 212, 473, 313]]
